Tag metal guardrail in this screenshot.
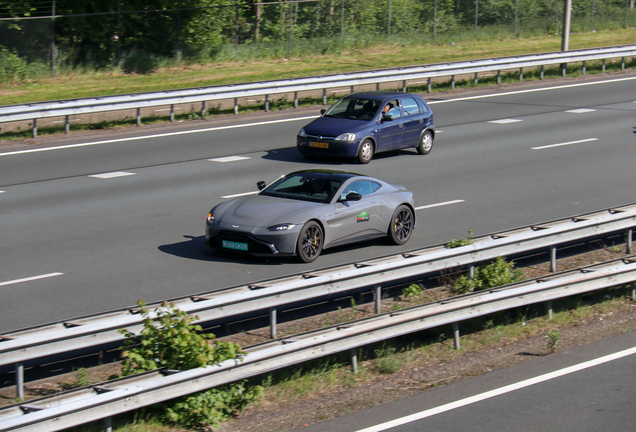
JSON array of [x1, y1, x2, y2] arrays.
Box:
[[1, 256, 636, 431], [2, 44, 636, 136], [1, 202, 635, 389]]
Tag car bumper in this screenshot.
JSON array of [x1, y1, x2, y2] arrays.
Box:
[[296, 138, 360, 159], [205, 225, 299, 257]]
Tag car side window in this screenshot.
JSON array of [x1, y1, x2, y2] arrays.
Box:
[[417, 99, 430, 113], [383, 99, 401, 119], [402, 97, 421, 116], [341, 180, 382, 199]]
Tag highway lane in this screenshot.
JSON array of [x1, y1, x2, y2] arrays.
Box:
[[293, 328, 636, 432], [1, 75, 636, 332]]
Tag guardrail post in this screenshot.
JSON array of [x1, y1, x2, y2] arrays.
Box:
[[632, 282, 635, 301], [294, 92, 298, 109], [497, 70, 501, 85], [322, 89, 327, 105], [376, 83, 380, 91], [547, 300, 553, 320], [16, 362, 24, 400], [540, 65, 544, 79], [451, 75, 455, 89], [136, 108, 141, 126], [469, 265, 475, 280], [519, 67, 523, 81], [562, 63, 566, 77], [201, 101, 206, 117], [427, 78, 431, 93], [627, 229, 633, 254], [104, 417, 112, 432], [622, 57, 625, 70], [65, 115, 70, 134], [234, 98, 238, 115], [452, 322, 460, 350], [349, 348, 358, 375], [582, 61, 586, 75], [350, 86, 354, 95], [32, 119, 37, 138], [550, 246, 557, 272], [374, 285, 382, 313], [602, 59, 606, 72], [170, 105, 174, 122], [474, 72, 478, 85], [402, 80, 406, 92], [269, 308, 277, 339], [265, 95, 269, 112]]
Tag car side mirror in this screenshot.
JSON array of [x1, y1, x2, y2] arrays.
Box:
[[320, 109, 326, 115], [340, 192, 362, 202], [257, 181, 266, 191], [382, 113, 393, 122]]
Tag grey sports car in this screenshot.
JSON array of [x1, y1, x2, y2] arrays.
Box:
[[204, 169, 416, 263]]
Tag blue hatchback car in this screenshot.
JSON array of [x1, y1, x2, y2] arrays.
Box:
[[297, 91, 435, 164]]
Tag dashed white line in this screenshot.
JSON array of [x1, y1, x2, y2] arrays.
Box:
[[489, 118, 522, 124], [354, 345, 636, 432], [221, 191, 259, 199], [415, 200, 464, 210], [532, 138, 598, 150], [88, 171, 136, 179], [0, 272, 64, 287], [208, 156, 251, 163], [565, 108, 596, 114]]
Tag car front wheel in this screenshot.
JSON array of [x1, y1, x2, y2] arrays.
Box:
[[416, 130, 433, 155], [357, 139, 374, 164], [387, 205, 414, 245], [296, 221, 323, 263]]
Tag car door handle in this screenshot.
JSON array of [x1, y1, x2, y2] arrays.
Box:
[[399, 123, 404, 128]]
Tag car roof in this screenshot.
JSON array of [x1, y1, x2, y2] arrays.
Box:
[[342, 91, 421, 101], [285, 169, 362, 181]]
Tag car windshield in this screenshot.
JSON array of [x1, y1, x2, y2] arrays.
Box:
[[324, 97, 381, 121], [260, 173, 345, 203]]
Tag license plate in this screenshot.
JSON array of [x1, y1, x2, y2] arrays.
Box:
[[310, 141, 329, 148], [222, 240, 248, 251]]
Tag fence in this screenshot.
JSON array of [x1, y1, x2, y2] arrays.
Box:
[[1, 255, 635, 431], [2, 44, 636, 137]]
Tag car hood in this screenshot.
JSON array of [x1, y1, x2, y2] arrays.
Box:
[[303, 116, 374, 138], [215, 195, 323, 227]]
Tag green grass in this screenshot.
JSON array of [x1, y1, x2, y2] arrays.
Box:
[[2, 28, 635, 107]]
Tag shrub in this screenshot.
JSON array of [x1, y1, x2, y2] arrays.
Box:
[[119, 301, 262, 428], [446, 229, 474, 248], [452, 257, 524, 294]]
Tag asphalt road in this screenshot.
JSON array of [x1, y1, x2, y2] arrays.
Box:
[[1, 74, 636, 332], [292, 326, 636, 432]]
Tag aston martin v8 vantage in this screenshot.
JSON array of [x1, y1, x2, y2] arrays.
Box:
[[204, 169, 416, 263]]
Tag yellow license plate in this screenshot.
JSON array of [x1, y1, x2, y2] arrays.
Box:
[[310, 141, 329, 149]]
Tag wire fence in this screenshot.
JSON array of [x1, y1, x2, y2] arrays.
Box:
[[0, 0, 635, 78]]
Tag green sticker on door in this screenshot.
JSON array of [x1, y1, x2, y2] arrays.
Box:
[[357, 211, 370, 222]]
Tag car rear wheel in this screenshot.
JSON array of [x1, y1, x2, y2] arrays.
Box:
[[387, 205, 414, 245], [357, 139, 374, 164], [416, 130, 433, 155], [296, 221, 323, 263]]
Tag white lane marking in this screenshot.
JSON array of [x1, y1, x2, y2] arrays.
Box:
[[88, 171, 136, 179], [566, 108, 596, 113], [489, 118, 522, 124], [428, 76, 636, 105], [0, 272, 64, 287], [415, 200, 464, 210], [354, 345, 636, 432], [221, 191, 259, 199], [208, 156, 251, 163], [532, 138, 598, 150], [0, 116, 318, 157], [0, 191, 5, 194]]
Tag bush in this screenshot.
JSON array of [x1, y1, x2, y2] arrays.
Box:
[[119, 301, 262, 428], [453, 257, 524, 294], [0, 48, 28, 82]]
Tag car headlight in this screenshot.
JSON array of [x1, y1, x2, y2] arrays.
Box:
[[335, 132, 356, 141], [298, 128, 307, 138], [266, 223, 296, 231]]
